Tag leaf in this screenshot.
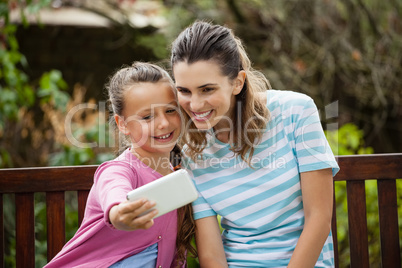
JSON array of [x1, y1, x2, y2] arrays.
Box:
[[0, 3, 9, 18], [53, 91, 70, 111]]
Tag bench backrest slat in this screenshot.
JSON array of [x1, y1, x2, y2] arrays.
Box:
[[346, 180, 370, 267], [15, 193, 35, 268], [377, 179, 401, 267], [1, 154, 401, 268], [0, 166, 96, 193], [46, 191, 66, 262]]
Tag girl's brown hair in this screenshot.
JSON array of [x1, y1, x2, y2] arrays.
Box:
[[170, 21, 271, 165], [106, 62, 196, 265]]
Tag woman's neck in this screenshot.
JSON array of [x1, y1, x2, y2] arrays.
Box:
[[213, 104, 236, 144], [213, 128, 232, 143]]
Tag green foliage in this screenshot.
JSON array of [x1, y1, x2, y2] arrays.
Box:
[[49, 122, 114, 166], [136, 33, 169, 59], [1, 2, 114, 266], [0, 0, 55, 128], [38, 70, 69, 111], [325, 123, 374, 155], [0, 22, 34, 128], [0, 1, 70, 169]]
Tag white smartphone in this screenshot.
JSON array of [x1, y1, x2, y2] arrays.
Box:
[[126, 169, 198, 218]]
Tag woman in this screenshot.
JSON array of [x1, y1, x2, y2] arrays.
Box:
[[170, 21, 339, 267]]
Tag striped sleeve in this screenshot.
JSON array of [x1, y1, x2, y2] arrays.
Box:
[[293, 97, 339, 176], [181, 153, 217, 220], [192, 194, 217, 220]]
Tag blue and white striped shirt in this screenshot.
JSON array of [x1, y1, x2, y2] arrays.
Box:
[[183, 90, 339, 267]]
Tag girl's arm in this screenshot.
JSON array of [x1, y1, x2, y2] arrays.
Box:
[[287, 168, 333, 268], [195, 216, 228, 268]]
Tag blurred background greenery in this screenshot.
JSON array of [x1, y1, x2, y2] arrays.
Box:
[[1, 0, 401, 267]]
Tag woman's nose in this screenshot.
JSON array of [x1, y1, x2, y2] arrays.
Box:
[[190, 94, 204, 111]]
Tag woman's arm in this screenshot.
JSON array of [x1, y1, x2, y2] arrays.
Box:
[[195, 216, 228, 268], [287, 168, 333, 268]]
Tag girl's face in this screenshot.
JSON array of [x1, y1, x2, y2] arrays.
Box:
[[115, 81, 181, 158], [173, 60, 245, 131]]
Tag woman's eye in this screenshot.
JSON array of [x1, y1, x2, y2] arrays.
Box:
[[203, 87, 214, 92], [177, 88, 190, 94]]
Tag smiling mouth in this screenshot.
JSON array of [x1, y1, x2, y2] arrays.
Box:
[[192, 110, 212, 121], [153, 132, 174, 141]]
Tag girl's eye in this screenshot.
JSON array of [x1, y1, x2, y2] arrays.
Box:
[[142, 115, 152, 121], [166, 109, 177, 114]]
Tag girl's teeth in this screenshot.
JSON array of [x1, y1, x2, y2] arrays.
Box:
[[194, 110, 211, 118], [156, 133, 171, 139]]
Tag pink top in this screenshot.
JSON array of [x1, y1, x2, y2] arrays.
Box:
[[45, 148, 179, 268]]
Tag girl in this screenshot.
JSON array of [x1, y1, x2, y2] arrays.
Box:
[[45, 62, 196, 268], [170, 21, 339, 267]]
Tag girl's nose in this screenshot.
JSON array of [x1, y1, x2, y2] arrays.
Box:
[[156, 114, 169, 129]]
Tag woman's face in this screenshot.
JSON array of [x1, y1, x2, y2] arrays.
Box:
[[173, 60, 244, 131]]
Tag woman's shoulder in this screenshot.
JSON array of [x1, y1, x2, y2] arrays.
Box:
[[266, 89, 312, 103], [266, 89, 313, 111]]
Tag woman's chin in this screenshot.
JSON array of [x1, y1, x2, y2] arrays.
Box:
[[192, 120, 215, 131]]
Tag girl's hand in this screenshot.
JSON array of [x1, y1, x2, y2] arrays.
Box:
[[109, 199, 158, 231]]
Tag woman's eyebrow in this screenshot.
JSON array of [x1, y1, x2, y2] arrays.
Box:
[[176, 83, 218, 90], [197, 83, 218, 88]]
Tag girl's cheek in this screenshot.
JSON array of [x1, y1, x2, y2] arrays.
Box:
[[133, 122, 150, 146], [174, 115, 182, 131]]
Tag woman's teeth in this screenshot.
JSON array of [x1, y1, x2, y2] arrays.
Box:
[[194, 110, 212, 118]]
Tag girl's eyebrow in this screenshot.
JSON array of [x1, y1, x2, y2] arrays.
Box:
[[137, 101, 178, 114]]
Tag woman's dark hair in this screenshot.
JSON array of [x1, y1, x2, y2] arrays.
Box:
[[171, 21, 270, 165]]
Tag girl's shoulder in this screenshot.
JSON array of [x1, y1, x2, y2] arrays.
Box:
[[94, 149, 141, 179]]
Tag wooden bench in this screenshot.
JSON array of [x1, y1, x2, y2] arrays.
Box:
[[1, 153, 401, 268]]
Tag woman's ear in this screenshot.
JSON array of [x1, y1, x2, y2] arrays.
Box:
[[233, 70, 246, 95], [114, 114, 129, 135]]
